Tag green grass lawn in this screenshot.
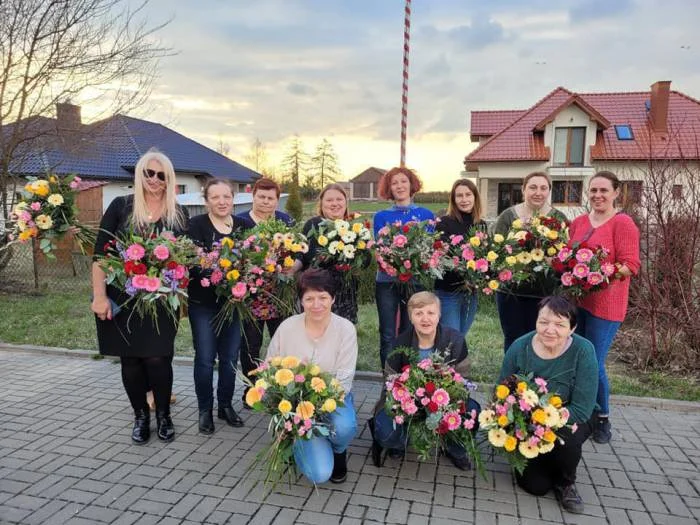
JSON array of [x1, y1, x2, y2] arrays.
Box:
[[1, 285, 698, 401]]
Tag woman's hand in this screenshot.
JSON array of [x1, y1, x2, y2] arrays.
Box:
[[91, 295, 112, 321]]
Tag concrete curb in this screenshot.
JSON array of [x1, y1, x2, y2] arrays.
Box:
[[2, 342, 698, 413]]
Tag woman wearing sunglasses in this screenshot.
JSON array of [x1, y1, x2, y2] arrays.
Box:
[[92, 149, 189, 445]]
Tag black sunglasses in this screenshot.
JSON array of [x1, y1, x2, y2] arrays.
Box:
[[143, 168, 166, 182]]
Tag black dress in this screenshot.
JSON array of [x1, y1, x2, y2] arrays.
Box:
[[93, 195, 189, 357]]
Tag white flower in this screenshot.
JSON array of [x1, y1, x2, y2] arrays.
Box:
[[341, 231, 356, 243], [334, 219, 349, 231], [360, 230, 372, 241], [342, 244, 356, 259], [327, 230, 337, 239], [488, 428, 507, 448], [47, 194, 64, 206], [543, 405, 561, 427], [328, 241, 339, 255]]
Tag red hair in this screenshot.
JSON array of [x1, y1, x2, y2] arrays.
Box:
[[377, 167, 423, 201], [252, 177, 281, 198]]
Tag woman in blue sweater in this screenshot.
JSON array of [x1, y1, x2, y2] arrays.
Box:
[[373, 167, 434, 368]]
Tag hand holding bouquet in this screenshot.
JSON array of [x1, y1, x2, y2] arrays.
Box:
[[550, 242, 617, 298], [312, 217, 373, 273], [479, 374, 575, 474], [244, 356, 345, 488]]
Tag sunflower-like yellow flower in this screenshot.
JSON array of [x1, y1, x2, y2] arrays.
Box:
[[357, 240, 366, 250], [504, 435, 518, 452], [488, 428, 508, 447], [517, 381, 528, 394], [219, 258, 232, 269], [226, 269, 240, 281], [543, 429, 557, 443], [321, 398, 337, 412], [549, 395, 562, 408], [296, 401, 315, 420], [531, 408, 547, 425], [310, 377, 326, 393], [281, 356, 300, 369], [245, 387, 263, 406], [519, 441, 540, 459], [317, 235, 329, 247], [497, 415, 509, 427], [221, 237, 234, 249], [18, 228, 37, 241], [266, 263, 276, 273], [278, 399, 292, 415], [47, 194, 64, 206], [274, 368, 294, 386], [530, 217, 541, 227], [35, 214, 53, 230], [283, 238, 293, 250], [495, 385, 510, 400], [539, 442, 555, 454], [283, 256, 294, 268]]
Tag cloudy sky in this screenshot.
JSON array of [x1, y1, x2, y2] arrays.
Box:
[[123, 0, 699, 190]]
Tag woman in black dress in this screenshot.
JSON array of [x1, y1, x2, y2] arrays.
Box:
[[187, 179, 253, 434], [91, 149, 188, 444]]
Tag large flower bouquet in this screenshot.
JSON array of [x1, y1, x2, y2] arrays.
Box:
[[244, 355, 345, 488], [479, 374, 574, 474], [384, 348, 482, 471], [550, 242, 617, 298], [7, 174, 95, 257], [374, 220, 449, 292], [495, 215, 569, 294], [312, 217, 374, 274], [97, 230, 197, 328]]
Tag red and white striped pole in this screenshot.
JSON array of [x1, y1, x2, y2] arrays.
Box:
[[400, 0, 412, 168]]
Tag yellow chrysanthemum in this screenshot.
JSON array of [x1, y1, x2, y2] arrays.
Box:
[[530, 249, 545, 262], [497, 415, 509, 427], [495, 385, 510, 400], [278, 399, 292, 415], [245, 387, 263, 406], [352, 223, 363, 233], [281, 356, 300, 369], [296, 401, 315, 420], [486, 251, 499, 262], [330, 378, 342, 390], [488, 280, 499, 290], [469, 236, 481, 247], [547, 247, 558, 256], [219, 258, 232, 269], [531, 408, 547, 425], [504, 435, 518, 452], [269, 356, 283, 367], [226, 269, 240, 281], [321, 398, 337, 412], [274, 368, 295, 386], [47, 194, 64, 206], [254, 379, 269, 389], [35, 214, 53, 230], [488, 428, 508, 448], [549, 395, 562, 408], [317, 235, 329, 247], [283, 256, 294, 268], [221, 237, 234, 249], [309, 364, 321, 376], [493, 233, 505, 243], [310, 377, 326, 393], [336, 241, 345, 250], [506, 255, 517, 266], [512, 219, 523, 229], [283, 238, 293, 250], [291, 243, 303, 253]]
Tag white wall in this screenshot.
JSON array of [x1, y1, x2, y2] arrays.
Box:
[[101, 174, 205, 211]]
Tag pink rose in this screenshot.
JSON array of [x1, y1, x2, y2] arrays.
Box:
[[421, 397, 430, 406], [417, 358, 432, 370], [153, 244, 170, 261], [69, 181, 79, 190], [461, 247, 475, 261], [475, 258, 489, 273], [450, 235, 464, 246], [392, 234, 408, 248], [498, 269, 513, 282], [402, 400, 418, 415], [294, 374, 305, 383], [394, 415, 404, 425], [415, 387, 426, 397], [463, 419, 475, 430], [231, 282, 247, 299], [284, 421, 293, 432]]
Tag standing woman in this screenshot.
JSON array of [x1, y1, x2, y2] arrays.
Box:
[[235, 178, 294, 404], [188, 179, 254, 434], [569, 171, 640, 444], [91, 149, 188, 444], [492, 172, 567, 351], [373, 167, 434, 368], [435, 179, 487, 339], [298, 183, 361, 323]]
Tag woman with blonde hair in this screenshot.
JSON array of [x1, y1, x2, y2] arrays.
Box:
[[92, 149, 188, 444]]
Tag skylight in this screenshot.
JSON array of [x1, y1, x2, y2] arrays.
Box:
[[615, 125, 634, 140]]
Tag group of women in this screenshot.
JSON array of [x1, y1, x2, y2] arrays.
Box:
[[91, 149, 639, 514]]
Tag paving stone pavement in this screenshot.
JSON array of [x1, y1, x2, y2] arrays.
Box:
[[0, 349, 698, 525]]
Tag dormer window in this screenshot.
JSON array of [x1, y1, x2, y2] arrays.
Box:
[[615, 125, 634, 140], [553, 127, 585, 166]]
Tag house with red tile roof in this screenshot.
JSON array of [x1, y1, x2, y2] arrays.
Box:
[[463, 81, 700, 218]]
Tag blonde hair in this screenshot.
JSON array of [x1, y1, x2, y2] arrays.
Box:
[[407, 291, 441, 315], [132, 148, 185, 231], [316, 183, 350, 218]]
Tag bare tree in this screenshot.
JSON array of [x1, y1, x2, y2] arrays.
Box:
[[216, 135, 231, 158], [309, 138, 341, 190], [0, 0, 171, 221], [244, 137, 268, 174]]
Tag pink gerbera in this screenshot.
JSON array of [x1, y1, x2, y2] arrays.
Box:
[[601, 262, 616, 276], [557, 247, 572, 261], [131, 274, 149, 289], [561, 272, 574, 286], [572, 263, 590, 278], [125, 244, 145, 261], [442, 411, 462, 431], [587, 271, 604, 285], [392, 385, 411, 403], [575, 248, 594, 263], [431, 388, 450, 407], [144, 277, 161, 292]]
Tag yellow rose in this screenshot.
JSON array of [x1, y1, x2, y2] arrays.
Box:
[[352, 223, 362, 233], [336, 241, 345, 250], [47, 194, 64, 206], [493, 233, 505, 243], [317, 235, 329, 247], [296, 401, 315, 420], [330, 378, 342, 390], [469, 236, 481, 247], [495, 385, 510, 400], [506, 256, 517, 266], [266, 263, 276, 273], [512, 219, 523, 229], [274, 368, 295, 386], [547, 247, 558, 256], [278, 399, 292, 415], [49, 175, 58, 183], [321, 398, 337, 412], [310, 377, 327, 393], [547, 230, 559, 240], [530, 249, 544, 262], [467, 260, 476, 270], [488, 280, 499, 290], [486, 251, 498, 262], [531, 408, 547, 425], [283, 256, 294, 268], [245, 387, 263, 407], [497, 415, 509, 427], [269, 356, 283, 367], [254, 379, 269, 389], [281, 356, 300, 369], [549, 395, 562, 408], [357, 240, 366, 250], [309, 364, 321, 376], [35, 214, 53, 230], [221, 237, 234, 249], [219, 258, 232, 269], [226, 269, 240, 281], [556, 242, 566, 250], [504, 435, 518, 452]]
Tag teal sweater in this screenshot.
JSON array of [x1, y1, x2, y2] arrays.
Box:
[[498, 332, 598, 423]]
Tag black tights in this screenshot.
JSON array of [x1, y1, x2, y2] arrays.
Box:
[[121, 356, 173, 413]]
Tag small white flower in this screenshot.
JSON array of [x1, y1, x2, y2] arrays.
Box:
[[342, 244, 356, 259], [328, 241, 338, 255], [341, 231, 356, 243]]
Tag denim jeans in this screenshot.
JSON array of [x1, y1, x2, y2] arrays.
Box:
[[435, 290, 478, 340], [495, 292, 542, 352], [374, 397, 481, 458], [575, 309, 621, 415], [293, 392, 357, 484], [189, 302, 242, 412], [375, 282, 415, 369]]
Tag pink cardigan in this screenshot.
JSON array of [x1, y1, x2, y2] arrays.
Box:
[[569, 213, 640, 322]]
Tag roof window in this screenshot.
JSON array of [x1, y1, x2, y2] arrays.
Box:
[[615, 125, 634, 140]]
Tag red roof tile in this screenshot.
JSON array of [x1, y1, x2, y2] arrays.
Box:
[[470, 110, 525, 138]]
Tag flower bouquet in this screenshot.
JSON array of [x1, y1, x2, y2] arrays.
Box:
[[479, 374, 574, 474], [97, 230, 197, 329], [384, 348, 482, 472], [374, 220, 449, 292], [446, 227, 512, 295], [550, 242, 617, 298], [312, 217, 374, 274], [244, 355, 345, 488], [7, 174, 95, 257]]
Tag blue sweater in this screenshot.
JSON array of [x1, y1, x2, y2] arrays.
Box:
[[373, 204, 435, 282]]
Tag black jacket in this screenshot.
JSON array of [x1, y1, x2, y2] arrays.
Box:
[[386, 323, 469, 377], [435, 213, 487, 292]]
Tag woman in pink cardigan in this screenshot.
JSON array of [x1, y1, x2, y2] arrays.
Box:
[[569, 171, 640, 444]]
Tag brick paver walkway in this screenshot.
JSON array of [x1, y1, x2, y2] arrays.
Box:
[[0, 349, 698, 525]]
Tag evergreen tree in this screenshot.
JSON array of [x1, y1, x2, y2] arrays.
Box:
[[285, 180, 303, 223], [310, 138, 342, 189]]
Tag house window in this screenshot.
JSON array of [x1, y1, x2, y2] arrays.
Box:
[[176, 184, 187, 195], [672, 184, 683, 200], [552, 181, 583, 205], [497, 183, 522, 214], [553, 127, 586, 166], [617, 181, 643, 207], [615, 125, 634, 140]]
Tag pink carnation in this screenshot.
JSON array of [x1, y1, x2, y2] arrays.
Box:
[[463, 418, 475, 430], [415, 387, 426, 397], [392, 234, 408, 248], [534, 377, 548, 394], [461, 247, 475, 261], [505, 244, 513, 254], [125, 244, 145, 261], [210, 270, 223, 285], [294, 374, 305, 383], [421, 397, 430, 406], [30, 202, 41, 211], [284, 421, 293, 432], [394, 415, 404, 425], [534, 426, 545, 437], [498, 269, 513, 282], [475, 258, 489, 272], [402, 400, 418, 415], [557, 247, 572, 261], [173, 265, 186, 279], [417, 358, 432, 370], [450, 235, 464, 245]]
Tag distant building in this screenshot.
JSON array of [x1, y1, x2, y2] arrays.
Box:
[[348, 167, 386, 199]]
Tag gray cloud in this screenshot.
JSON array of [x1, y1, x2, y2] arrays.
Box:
[[287, 83, 318, 96]]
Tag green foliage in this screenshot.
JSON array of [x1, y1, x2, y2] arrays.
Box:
[[414, 191, 451, 204], [285, 182, 303, 223]]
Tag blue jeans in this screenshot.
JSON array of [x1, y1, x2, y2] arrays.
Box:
[[189, 302, 242, 412], [435, 290, 478, 340], [376, 282, 415, 369], [575, 309, 621, 415], [374, 397, 481, 458], [293, 392, 357, 484]]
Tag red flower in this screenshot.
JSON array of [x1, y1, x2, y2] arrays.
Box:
[[124, 261, 135, 275], [457, 400, 466, 414], [552, 259, 566, 273], [518, 239, 526, 247], [427, 401, 439, 413], [421, 263, 429, 270], [402, 225, 410, 233], [436, 420, 449, 434], [568, 259, 577, 269], [133, 263, 147, 275], [166, 261, 178, 270], [433, 240, 443, 250], [180, 278, 189, 288], [425, 381, 436, 395], [398, 272, 412, 282], [402, 364, 410, 372]]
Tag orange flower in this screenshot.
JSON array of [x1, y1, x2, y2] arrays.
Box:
[[296, 401, 315, 420]]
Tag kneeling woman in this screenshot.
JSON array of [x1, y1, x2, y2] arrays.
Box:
[[499, 296, 597, 515], [265, 269, 358, 484], [369, 291, 480, 470]]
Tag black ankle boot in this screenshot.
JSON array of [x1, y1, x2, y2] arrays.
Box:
[[218, 406, 244, 427], [367, 417, 384, 467], [132, 409, 150, 445], [198, 410, 214, 434], [156, 411, 175, 442], [330, 451, 347, 483]]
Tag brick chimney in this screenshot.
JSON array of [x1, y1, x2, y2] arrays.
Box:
[[56, 102, 82, 130], [649, 81, 671, 134]]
